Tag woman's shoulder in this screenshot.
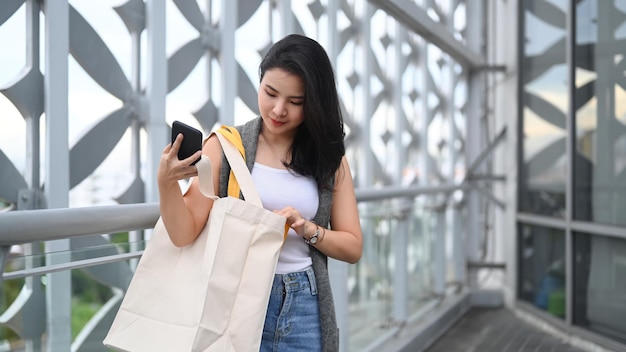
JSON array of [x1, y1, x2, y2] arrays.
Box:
[[236, 117, 262, 147], [238, 116, 261, 131]]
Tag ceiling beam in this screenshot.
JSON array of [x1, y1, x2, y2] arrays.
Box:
[[368, 0, 485, 69]]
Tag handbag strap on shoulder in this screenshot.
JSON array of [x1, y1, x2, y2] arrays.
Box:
[[214, 126, 263, 207], [217, 125, 245, 161], [217, 125, 245, 199]]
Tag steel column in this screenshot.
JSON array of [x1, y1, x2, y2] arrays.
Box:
[[392, 23, 409, 322], [219, 0, 236, 126], [145, 0, 167, 204], [324, 2, 350, 350], [43, 0, 71, 350], [565, 0, 575, 326], [465, 0, 486, 289]]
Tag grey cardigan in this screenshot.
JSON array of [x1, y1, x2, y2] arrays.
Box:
[[218, 117, 340, 351]]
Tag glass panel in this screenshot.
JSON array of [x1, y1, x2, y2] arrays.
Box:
[[0, 276, 27, 347], [408, 197, 438, 311], [348, 196, 440, 350], [0, 258, 138, 349], [349, 201, 395, 350], [573, 233, 626, 343], [445, 202, 464, 287], [574, 0, 626, 226], [519, 0, 568, 217], [518, 223, 566, 319]]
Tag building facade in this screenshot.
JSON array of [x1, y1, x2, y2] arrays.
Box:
[[0, 0, 625, 351]]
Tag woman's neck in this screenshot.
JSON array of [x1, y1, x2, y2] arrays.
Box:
[[260, 126, 293, 151], [258, 130, 293, 167]]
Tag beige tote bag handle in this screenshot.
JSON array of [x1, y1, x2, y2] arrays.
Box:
[[195, 130, 263, 207]]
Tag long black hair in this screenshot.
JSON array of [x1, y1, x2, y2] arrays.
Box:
[[259, 34, 345, 190]]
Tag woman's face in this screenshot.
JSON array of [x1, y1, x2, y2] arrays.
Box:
[[258, 68, 305, 136]]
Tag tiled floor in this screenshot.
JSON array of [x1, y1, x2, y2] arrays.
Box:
[[426, 308, 587, 352]]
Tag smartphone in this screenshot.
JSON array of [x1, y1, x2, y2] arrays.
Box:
[[171, 120, 202, 165]]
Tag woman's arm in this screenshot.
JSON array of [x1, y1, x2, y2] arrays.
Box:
[[285, 156, 362, 263], [157, 133, 223, 247]]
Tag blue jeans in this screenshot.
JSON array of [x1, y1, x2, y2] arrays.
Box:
[[260, 267, 322, 352]]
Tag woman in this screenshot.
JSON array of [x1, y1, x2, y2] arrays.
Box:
[[158, 34, 362, 352]]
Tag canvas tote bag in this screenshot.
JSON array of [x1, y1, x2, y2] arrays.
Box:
[[103, 126, 287, 351]]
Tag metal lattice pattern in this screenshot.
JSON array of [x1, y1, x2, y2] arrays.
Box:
[[0, 0, 479, 350]]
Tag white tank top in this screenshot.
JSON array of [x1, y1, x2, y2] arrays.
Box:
[[251, 162, 319, 274]]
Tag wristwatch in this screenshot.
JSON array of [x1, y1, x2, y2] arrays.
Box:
[[304, 224, 320, 245]]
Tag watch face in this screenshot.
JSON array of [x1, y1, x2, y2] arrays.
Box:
[[309, 236, 318, 244]]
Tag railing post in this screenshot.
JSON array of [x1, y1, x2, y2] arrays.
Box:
[[434, 205, 447, 296], [393, 199, 411, 323], [451, 203, 466, 285]]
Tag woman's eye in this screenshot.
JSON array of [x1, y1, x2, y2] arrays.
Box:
[[265, 90, 276, 97], [291, 101, 303, 106]]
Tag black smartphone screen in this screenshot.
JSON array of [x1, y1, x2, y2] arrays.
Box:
[[171, 120, 202, 165]]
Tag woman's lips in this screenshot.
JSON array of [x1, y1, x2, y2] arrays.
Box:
[[270, 118, 285, 127]]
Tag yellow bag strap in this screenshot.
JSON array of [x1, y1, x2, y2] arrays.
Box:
[[217, 125, 245, 199], [217, 125, 289, 240]]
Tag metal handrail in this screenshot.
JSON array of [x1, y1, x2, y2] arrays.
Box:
[[0, 203, 160, 245], [0, 184, 465, 279], [0, 184, 464, 244]]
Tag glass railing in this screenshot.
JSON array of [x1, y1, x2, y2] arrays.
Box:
[[347, 193, 466, 351], [0, 187, 467, 351]]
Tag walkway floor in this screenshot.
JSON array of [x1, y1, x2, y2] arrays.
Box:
[[425, 308, 587, 352]]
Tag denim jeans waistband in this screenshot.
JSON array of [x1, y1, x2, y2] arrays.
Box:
[[272, 266, 317, 295]]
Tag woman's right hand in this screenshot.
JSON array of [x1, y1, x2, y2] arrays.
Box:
[[157, 133, 203, 187]]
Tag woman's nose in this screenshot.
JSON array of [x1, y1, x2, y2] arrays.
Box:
[[273, 101, 287, 116]]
